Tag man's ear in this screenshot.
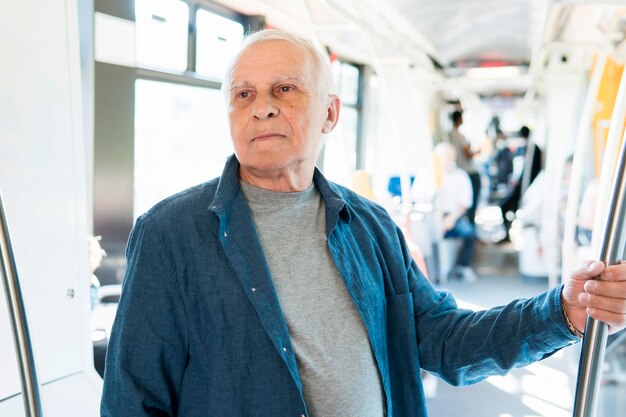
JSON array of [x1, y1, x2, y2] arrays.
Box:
[[322, 94, 341, 134]]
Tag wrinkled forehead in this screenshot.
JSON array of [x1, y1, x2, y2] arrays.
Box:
[[230, 40, 316, 84]]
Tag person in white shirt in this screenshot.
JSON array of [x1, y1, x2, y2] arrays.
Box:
[[434, 142, 477, 282]]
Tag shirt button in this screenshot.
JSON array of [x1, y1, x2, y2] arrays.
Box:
[[223, 231, 228, 237], [283, 347, 287, 352], [251, 287, 256, 292]]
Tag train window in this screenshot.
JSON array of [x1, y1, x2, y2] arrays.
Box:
[[135, 0, 189, 73], [333, 61, 360, 106], [133, 79, 232, 218], [323, 106, 358, 186], [323, 60, 362, 184], [195, 9, 244, 81]]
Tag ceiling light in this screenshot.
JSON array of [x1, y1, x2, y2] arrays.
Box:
[[466, 66, 523, 79]]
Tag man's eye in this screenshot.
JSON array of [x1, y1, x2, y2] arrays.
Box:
[[238, 91, 250, 98], [279, 85, 294, 93]]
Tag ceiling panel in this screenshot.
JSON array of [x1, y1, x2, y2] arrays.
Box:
[[385, 0, 532, 67]]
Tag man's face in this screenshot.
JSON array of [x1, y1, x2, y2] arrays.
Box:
[[227, 40, 339, 183]]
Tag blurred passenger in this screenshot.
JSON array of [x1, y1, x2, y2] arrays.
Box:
[[499, 126, 541, 240], [449, 110, 481, 224], [493, 130, 514, 190], [520, 125, 543, 189], [102, 29, 626, 417], [434, 142, 477, 282], [87, 235, 106, 310]]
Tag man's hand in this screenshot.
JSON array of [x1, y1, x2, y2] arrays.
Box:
[[562, 260, 626, 334]]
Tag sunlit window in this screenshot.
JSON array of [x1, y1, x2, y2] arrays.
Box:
[[134, 79, 233, 218], [337, 62, 360, 105], [323, 107, 358, 186], [135, 0, 189, 72], [196, 9, 244, 81], [324, 60, 361, 185]]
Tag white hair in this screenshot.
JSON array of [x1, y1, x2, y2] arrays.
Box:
[[221, 29, 335, 100], [434, 142, 457, 163]]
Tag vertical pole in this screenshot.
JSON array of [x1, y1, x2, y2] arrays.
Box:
[[0, 190, 43, 417], [572, 129, 626, 416]]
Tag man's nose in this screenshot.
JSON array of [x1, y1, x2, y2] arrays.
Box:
[[252, 93, 279, 119]]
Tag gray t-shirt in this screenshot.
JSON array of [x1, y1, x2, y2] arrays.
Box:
[[241, 181, 385, 417], [450, 128, 478, 173]]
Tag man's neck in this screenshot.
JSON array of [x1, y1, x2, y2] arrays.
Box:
[[239, 166, 314, 192]]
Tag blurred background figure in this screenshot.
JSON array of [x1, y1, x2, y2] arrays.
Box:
[[88, 235, 106, 310], [498, 126, 543, 241], [434, 142, 477, 282], [449, 111, 481, 224], [519, 125, 543, 190], [492, 129, 514, 195]]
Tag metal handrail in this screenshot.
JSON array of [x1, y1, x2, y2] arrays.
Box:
[[0, 189, 42, 416], [572, 128, 626, 417]]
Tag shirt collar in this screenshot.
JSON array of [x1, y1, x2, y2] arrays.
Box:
[[207, 154, 241, 212], [313, 166, 352, 224], [208, 154, 351, 224]]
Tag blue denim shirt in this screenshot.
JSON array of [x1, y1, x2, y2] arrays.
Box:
[[101, 155, 578, 417]]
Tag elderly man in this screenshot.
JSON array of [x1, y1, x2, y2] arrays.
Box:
[[101, 29, 626, 417]]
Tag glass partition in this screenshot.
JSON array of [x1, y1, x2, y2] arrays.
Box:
[[134, 79, 232, 219], [196, 8, 244, 81], [135, 0, 189, 72]]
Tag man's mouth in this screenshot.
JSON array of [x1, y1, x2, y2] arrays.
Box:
[[252, 132, 285, 141]]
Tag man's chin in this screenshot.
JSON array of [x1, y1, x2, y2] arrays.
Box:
[[238, 156, 312, 178]]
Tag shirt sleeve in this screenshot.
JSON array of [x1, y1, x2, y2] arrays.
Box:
[[407, 259, 578, 386], [101, 216, 189, 417]]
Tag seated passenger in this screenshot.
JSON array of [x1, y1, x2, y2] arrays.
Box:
[[434, 142, 477, 282]]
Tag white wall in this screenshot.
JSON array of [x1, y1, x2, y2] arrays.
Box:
[[0, 0, 101, 415]]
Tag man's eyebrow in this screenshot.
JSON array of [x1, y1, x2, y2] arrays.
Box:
[[229, 81, 252, 92], [271, 74, 304, 84], [229, 74, 305, 91]]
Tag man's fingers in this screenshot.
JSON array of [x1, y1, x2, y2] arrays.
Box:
[[571, 260, 605, 282], [584, 280, 626, 298], [595, 262, 626, 282], [579, 293, 626, 315], [571, 260, 626, 283], [570, 260, 626, 334], [586, 307, 626, 331]]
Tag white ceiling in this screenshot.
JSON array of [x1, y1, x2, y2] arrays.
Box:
[[216, 0, 626, 96], [385, 0, 534, 67]]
